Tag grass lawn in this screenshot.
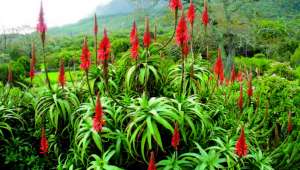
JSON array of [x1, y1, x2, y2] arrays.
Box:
[[30, 70, 83, 87]]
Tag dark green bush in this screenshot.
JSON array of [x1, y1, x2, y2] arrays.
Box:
[[267, 62, 296, 80], [291, 45, 300, 67], [234, 57, 271, 74], [0, 61, 26, 84], [17, 56, 30, 73], [253, 53, 266, 58], [111, 38, 130, 58], [0, 64, 9, 83]]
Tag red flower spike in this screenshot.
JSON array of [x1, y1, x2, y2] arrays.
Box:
[[171, 122, 180, 150], [169, 0, 182, 11], [30, 59, 35, 81], [176, 11, 189, 47], [37, 1, 47, 34], [182, 42, 189, 57], [235, 127, 248, 157], [247, 73, 253, 98], [93, 94, 105, 132], [288, 112, 292, 133], [130, 21, 138, 44], [230, 64, 236, 83], [226, 78, 230, 86], [30, 43, 36, 81], [238, 84, 243, 112], [130, 21, 139, 60], [98, 28, 111, 62], [58, 59, 65, 88], [213, 48, 224, 84], [187, 0, 196, 27], [40, 127, 49, 155], [202, 0, 209, 27], [148, 151, 157, 170], [94, 14, 98, 35], [80, 37, 91, 71], [131, 42, 139, 60], [237, 71, 243, 82], [37, 1, 47, 45], [32, 43, 36, 65], [7, 65, 13, 83], [143, 17, 151, 48]]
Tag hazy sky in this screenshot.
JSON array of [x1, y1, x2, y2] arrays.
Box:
[[0, 0, 112, 30]]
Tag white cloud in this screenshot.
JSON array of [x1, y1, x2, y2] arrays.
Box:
[[0, 0, 111, 31]]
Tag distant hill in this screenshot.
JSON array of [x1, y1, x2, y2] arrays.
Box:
[[48, 0, 168, 36], [48, 0, 300, 36], [95, 0, 135, 16]]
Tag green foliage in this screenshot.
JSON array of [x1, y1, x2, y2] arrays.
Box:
[[253, 53, 266, 58], [256, 75, 297, 120], [267, 62, 296, 80], [111, 38, 130, 59], [291, 45, 300, 67], [1, 1, 300, 169], [125, 94, 177, 161], [234, 57, 271, 75]]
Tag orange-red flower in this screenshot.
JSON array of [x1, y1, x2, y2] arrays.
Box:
[[171, 122, 180, 150], [93, 94, 105, 132], [37, 1, 47, 34], [130, 21, 139, 60], [40, 127, 48, 155], [58, 59, 65, 88], [237, 71, 243, 82], [176, 12, 189, 47], [182, 42, 189, 57], [98, 29, 111, 62], [143, 17, 151, 48], [94, 14, 98, 35], [235, 127, 247, 157], [80, 37, 91, 71], [247, 73, 253, 98], [230, 64, 236, 83], [7, 65, 12, 83], [213, 48, 224, 84], [130, 21, 138, 44], [202, 0, 209, 27], [187, 0, 196, 27], [148, 151, 157, 170], [169, 0, 182, 11], [288, 112, 292, 133], [29, 59, 35, 81]]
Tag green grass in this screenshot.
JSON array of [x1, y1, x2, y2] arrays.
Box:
[[30, 71, 83, 87]]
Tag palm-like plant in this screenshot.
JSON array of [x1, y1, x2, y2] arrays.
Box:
[[157, 152, 192, 170], [87, 149, 124, 170], [181, 142, 226, 170], [125, 46, 161, 95], [35, 88, 80, 130], [170, 95, 212, 143], [0, 106, 24, 139], [125, 94, 179, 161], [208, 136, 238, 167], [249, 150, 273, 170], [89, 64, 118, 95], [168, 58, 210, 95]]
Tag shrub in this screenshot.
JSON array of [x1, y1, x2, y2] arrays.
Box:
[[267, 62, 296, 80], [253, 53, 266, 58], [291, 45, 300, 67], [0, 64, 9, 83], [17, 56, 30, 73], [111, 38, 130, 59], [257, 75, 297, 121], [234, 57, 271, 74]]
